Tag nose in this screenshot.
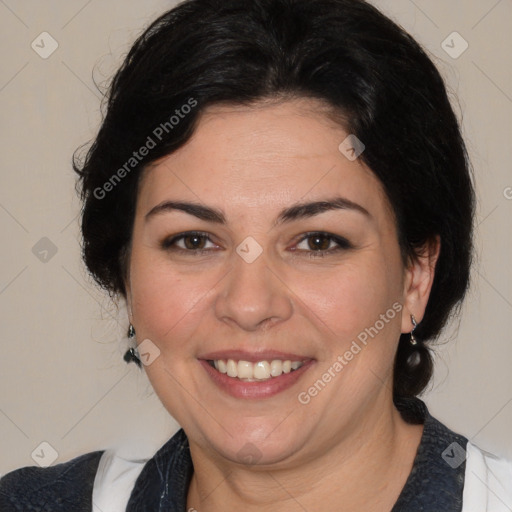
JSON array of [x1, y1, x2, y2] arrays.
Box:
[[214, 250, 294, 332]]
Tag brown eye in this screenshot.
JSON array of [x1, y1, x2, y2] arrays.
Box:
[[161, 231, 218, 253], [183, 234, 207, 250], [307, 234, 331, 251], [294, 232, 352, 257]]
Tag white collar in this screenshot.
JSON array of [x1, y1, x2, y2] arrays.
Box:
[[462, 441, 512, 511], [92, 449, 148, 512]]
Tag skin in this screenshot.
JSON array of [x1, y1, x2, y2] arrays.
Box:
[[125, 98, 440, 511]]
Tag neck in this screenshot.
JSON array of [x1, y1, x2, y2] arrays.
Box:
[[186, 394, 423, 512]]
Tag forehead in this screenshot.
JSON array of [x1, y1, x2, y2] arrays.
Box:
[[138, 99, 390, 221]]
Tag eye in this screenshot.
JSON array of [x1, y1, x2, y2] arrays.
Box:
[[161, 231, 219, 253], [160, 230, 351, 257], [293, 232, 352, 257]]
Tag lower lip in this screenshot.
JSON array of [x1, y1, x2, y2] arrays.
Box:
[[199, 359, 315, 399]]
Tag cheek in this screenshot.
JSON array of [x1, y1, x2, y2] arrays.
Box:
[[291, 258, 401, 341], [128, 249, 212, 346]]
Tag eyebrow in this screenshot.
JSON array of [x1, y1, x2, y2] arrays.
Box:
[[145, 197, 370, 224]]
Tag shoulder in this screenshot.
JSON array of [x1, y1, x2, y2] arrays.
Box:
[[0, 450, 104, 512], [463, 441, 512, 512]]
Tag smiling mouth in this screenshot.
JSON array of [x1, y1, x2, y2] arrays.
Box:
[[206, 358, 305, 381]]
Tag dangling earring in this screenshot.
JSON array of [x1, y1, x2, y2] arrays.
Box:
[[123, 324, 142, 368], [410, 315, 418, 346]]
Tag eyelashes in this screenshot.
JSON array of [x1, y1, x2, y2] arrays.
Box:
[[293, 232, 353, 256], [160, 231, 215, 252], [160, 231, 353, 258]]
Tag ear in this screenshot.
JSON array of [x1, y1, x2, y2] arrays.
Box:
[[125, 290, 134, 325], [124, 272, 134, 326], [120, 243, 135, 325], [401, 235, 441, 334]]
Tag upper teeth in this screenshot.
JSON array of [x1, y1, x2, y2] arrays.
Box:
[[212, 359, 304, 380]]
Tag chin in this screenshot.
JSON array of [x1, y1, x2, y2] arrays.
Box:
[[198, 416, 310, 467]]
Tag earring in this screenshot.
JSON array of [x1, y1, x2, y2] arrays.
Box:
[[410, 315, 418, 346], [123, 324, 142, 368]]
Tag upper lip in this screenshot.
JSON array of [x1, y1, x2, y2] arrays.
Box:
[[198, 349, 313, 363]]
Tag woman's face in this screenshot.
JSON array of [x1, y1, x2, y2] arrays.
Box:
[[127, 98, 431, 466]]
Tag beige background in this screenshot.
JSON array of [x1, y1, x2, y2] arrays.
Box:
[[0, 0, 511, 475]]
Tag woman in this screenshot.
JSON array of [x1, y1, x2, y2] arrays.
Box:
[[1, 0, 510, 510]]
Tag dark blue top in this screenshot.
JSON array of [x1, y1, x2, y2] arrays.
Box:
[[0, 397, 468, 511]]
